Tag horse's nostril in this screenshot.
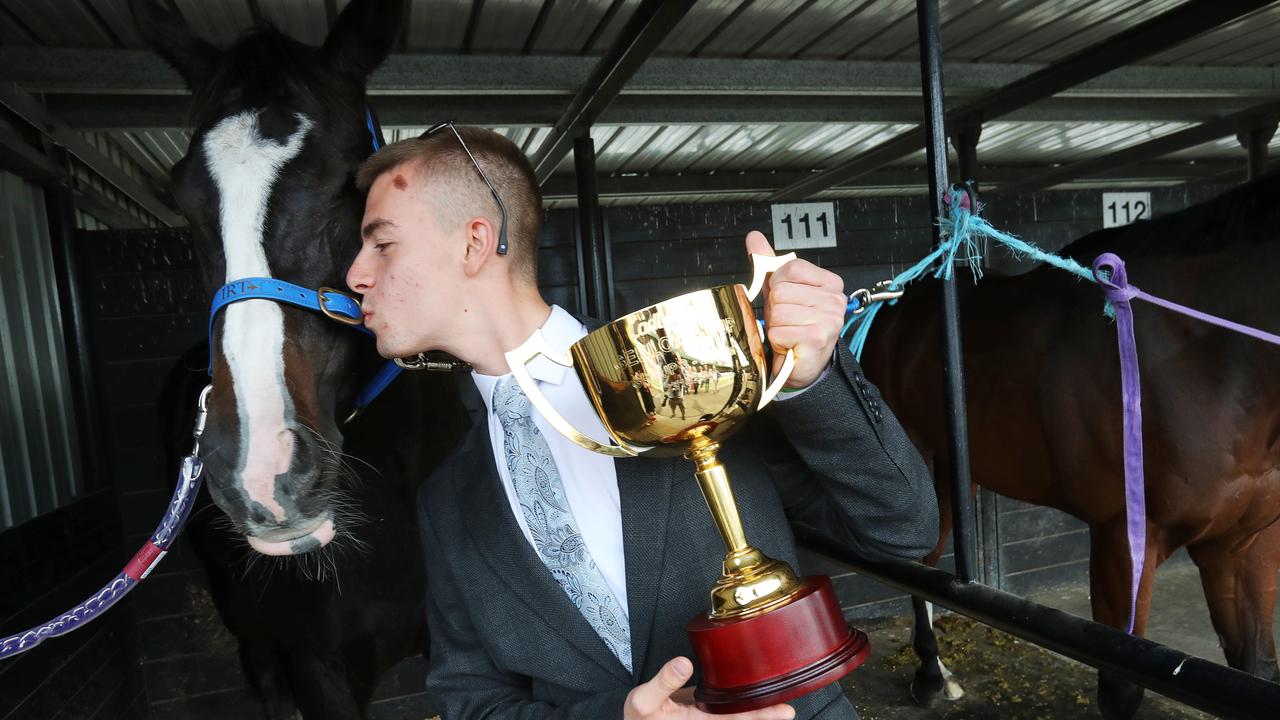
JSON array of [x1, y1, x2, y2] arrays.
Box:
[[250, 508, 268, 525]]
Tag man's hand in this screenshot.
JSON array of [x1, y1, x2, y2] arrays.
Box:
[[624, 657, 795, 720], [746, 231, 846, 389]]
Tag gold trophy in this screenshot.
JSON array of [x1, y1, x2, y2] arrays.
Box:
[[505, 253, 869, 713]]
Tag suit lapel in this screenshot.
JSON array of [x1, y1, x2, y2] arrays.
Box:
[[617, 453, 676, 682], [455, 378, 633, 684]]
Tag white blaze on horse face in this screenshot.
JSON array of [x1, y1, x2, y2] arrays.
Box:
[[204, 110, 315, 524]]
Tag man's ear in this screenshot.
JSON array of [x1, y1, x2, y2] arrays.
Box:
[[461, 217, 500, 277], [129, 0, 218, 90], [322, 0, 406, 82]]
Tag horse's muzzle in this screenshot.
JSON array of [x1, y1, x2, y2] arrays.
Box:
[[246, 514, 335, 556]]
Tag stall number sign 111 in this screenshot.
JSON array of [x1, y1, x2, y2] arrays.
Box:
[[1102, 192, 1151, 228], [770, 202, 837, 249]]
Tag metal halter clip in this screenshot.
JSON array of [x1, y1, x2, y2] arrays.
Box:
[[394, 353, 473, 372], [188, 384, 213, 461], [848, 280, 904, 315]]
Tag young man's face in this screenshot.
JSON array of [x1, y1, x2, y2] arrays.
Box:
[[346, 164, 462, 359]]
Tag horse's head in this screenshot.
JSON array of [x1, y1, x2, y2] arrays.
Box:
[[132, 0, 403, 555]]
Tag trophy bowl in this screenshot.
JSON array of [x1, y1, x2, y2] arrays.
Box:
[[571, 283, 775, 456], [505, 254, 869, 713]]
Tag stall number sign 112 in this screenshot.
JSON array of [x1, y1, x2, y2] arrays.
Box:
[[1102, 192, 1151, 229], [770, 202, 837, 249]]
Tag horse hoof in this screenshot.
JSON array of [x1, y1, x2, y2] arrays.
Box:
[[942, 676, 965, 701], [910, 674, 945, 707]]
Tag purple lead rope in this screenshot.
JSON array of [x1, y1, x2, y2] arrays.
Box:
[[1091, 252, 1280, 634], [0, 386, 211, 661]]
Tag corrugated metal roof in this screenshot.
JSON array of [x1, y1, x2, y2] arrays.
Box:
[[5, 0, 1278, 65], [5, 0, 1279, 208]]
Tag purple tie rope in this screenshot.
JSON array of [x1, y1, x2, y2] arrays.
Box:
[[1091, 253, 1280, 634], [1090, 254, 1146, 635]]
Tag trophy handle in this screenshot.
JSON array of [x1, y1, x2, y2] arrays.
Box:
[[744, 251, 800, 409], [757, 346, 796, 410], [504, 330, 643, 457], [744, 252, 798, 302]]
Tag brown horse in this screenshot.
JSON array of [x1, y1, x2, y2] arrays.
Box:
[[859, 172, 1280, 719]]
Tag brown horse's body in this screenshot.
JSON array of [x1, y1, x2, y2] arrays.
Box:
[[860, 173, 1280, 718]]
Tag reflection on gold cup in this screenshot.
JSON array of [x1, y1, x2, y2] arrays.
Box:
[[506, 254, 867, 713], [571, 283, 805, 619]]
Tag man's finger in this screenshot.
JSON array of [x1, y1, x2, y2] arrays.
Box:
[[632, 657, 693, 715], [773, 258, 843, 291]]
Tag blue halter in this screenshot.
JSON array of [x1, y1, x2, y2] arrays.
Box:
[[206, 277, 403, 416], [205, 108, 410, 422]]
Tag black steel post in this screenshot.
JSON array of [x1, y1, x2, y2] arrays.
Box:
[[43, 148, 108, 491], [916, 0, 977, 584], [795, 526, 1280, 720], [1237, 119, 1277, 180], [953, 123, 1001, 587], [952, 124, 981, 193], [573, 130, 614, 320]]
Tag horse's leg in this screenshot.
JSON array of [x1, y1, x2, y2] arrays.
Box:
[[1089, 519, 1158, 720], [910, 459, 965, 705], [239, 642, 300, 720], [289, 653, 363, 720], [1187, 521, 1280, 682]]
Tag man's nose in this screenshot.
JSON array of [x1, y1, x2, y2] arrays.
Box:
[[346, 251, 371, 294]]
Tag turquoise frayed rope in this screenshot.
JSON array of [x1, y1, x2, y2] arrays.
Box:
[[844, 186, 1099, 361]]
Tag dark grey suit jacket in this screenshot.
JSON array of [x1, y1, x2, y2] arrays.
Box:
[[416, 341, 939, 719]]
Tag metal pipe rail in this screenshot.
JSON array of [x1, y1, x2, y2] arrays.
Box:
[[794, 526, 1280, 720]]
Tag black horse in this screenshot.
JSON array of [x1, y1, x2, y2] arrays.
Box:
[[860, 173, 1280, 719], [133, 0, 466, 716]]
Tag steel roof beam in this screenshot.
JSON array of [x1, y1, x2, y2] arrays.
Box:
[[0, 81, 181, 225], [1007, 99, 1280, 193], [47, 93, 1275, 130], [538, 161, 1242, 200], [772, 0, 1278, 201], [527, 0, 696, 184], [4, 48, 1276, 100]]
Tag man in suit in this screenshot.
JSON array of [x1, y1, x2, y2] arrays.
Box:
[[345, 126, 939, 720]]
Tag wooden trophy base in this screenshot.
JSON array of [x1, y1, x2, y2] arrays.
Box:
[[687, 576, 870, 714]]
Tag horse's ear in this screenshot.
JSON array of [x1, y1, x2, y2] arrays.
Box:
[[321, 0, 405, 82], [129, 0, 218, 89]]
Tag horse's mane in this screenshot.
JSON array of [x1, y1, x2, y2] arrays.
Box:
[[1058, 169, 1280, 263], [189, 28, 352, 132]]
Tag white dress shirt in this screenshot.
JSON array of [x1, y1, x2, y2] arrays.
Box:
[[472, 305, 631, 617]]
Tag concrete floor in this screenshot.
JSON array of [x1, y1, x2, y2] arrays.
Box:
[[1024, 554, 1280, 669], [841, 555, 1280, 719]]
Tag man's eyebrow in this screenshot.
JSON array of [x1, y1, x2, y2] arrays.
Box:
[[362, 219, 395, 238]]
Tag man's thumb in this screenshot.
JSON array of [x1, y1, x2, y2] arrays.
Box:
[[657, 657, 693, 693], [633, 657, 692, 714], [746, 230, 775, 257]]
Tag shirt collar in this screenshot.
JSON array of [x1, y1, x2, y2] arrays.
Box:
[[473, 304, 587, 413]]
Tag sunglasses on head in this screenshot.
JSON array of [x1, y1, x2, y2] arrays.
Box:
[[420, 121, 510, 255]]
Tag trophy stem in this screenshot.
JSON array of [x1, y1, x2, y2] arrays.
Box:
[[687, 435, 748, 554], [686, 435, 803, 619]]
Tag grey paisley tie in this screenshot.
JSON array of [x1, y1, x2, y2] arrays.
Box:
[[492, 376, 633, 672]]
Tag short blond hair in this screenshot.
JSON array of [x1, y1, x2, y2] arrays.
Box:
[[357, 127, 542, 280]]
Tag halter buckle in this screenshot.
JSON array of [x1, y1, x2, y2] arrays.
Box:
[[318, 287, 364, 326]]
